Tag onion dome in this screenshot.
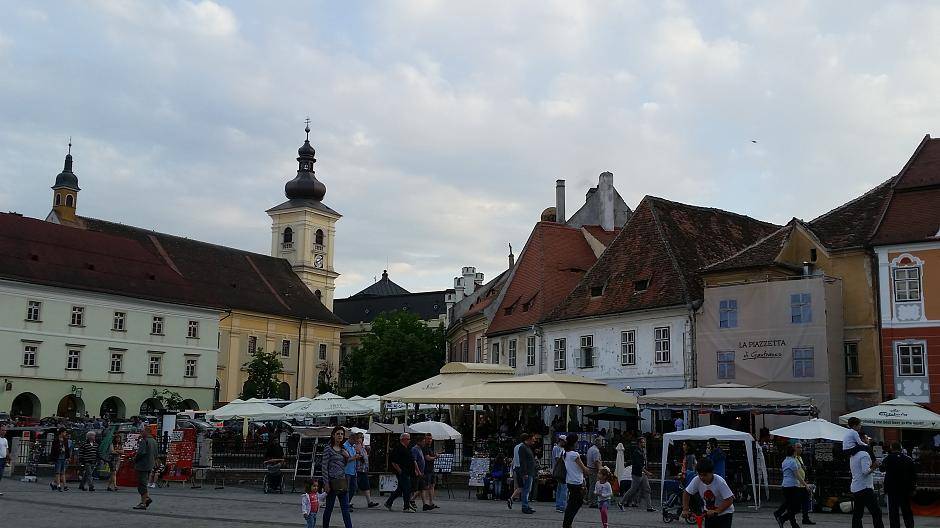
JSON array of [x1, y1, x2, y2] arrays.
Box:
[[52, 142, 80, 191], [284, 122, 326, 201]]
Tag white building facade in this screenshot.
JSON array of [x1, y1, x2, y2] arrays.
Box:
[[0, 279, 219, 420]]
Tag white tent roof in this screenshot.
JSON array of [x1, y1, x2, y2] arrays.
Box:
[[663, 424, 753, 442], [314, 392, 344, 400], [206, 400, 286, 420], [409, 421, 462, 440], [280, 397, 314, 413], [839, 398, 940, 429], [771, 418, 849, 441], [640, 384, 813, 412], [287, 396, 372, 418]]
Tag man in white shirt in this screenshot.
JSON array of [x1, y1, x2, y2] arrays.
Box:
[[683, 458, 734, 528], [0, 424, 9, 496], [850, 449, 884, 528]]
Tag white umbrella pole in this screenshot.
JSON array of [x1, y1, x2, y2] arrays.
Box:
[[473, 407, 477, 443]]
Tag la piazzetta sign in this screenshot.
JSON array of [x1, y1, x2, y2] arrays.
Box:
[[738, 339, 787, 360]]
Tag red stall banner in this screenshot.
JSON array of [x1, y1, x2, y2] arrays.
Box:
[[163, 429, 196, 482]]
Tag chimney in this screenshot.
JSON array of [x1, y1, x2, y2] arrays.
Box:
[[555, 179, 566, 224], [462, 267, 477, 296], [598, 171, 614, 231]]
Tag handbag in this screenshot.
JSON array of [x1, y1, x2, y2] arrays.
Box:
[[330, 477, 348, 493], [553, 456, 567, 482]]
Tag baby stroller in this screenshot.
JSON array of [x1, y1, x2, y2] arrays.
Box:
[[661, 479, 698, 524], [263, 461, 283, 494]]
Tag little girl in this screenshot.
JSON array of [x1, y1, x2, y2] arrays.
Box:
[[301, 479, 327, 528], [595, 466, 613, 528]]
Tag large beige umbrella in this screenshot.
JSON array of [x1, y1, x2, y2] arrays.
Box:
[[408, 373, 638, 408], [382, 362, 515, 402]]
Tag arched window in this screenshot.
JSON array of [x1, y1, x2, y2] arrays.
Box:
[[315, 229, 324, 245], [55, 194, 61, 206], [282, 227, 293, 244], [315, 290, 322, 300], [65, 194, 74, 207]]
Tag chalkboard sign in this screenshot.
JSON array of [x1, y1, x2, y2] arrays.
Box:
[[436, 453, 455, 474], [468, 457, 490, 487], [815, 442, 834, 462]]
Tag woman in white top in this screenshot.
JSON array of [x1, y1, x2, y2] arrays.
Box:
[[562, 434, 590, 528]]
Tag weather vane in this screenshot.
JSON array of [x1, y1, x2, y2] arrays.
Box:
[[67, 136, 72, 155], [304, 117, 311, 140]]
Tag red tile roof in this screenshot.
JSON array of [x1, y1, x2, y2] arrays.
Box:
[[703, 224, 795, 272], [870, 136, 940, 245], [0, 213, 207, 307], [893, 135, 940, 190], [547, 197, 780, 321], [807, 178, 894, 251], [78, 216, 343, 324], [486, 222, 597, 335]]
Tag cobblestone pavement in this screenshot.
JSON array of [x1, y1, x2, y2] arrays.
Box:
[[2, 479, 937, 528]]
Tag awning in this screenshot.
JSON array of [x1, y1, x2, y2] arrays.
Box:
[[382, 362, 515, 402], [638, 383, 814, 414], [839, 398, 940, 429], [770, 418, 848, 441], [406, 373, 638, 408], [587, 406, 641, 421]]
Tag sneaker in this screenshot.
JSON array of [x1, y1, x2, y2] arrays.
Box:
[[368, 502, 380, 508], [423, 504, 434, 511], [507, 498, 513, 509], [776, 514, 785, 528], [523, 508, 535, 514], [148, 483, 156, 489], [133, 504, 147, 510], [556, 508, 566, 513], [384, 502, 392, 511], [432, 504, 440, 509], [618, 503, 625, 512], [410, 501, 417, 510], [404, 507, 417, 513]]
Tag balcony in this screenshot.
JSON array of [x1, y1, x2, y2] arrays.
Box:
[[281, 242, 294, 250]]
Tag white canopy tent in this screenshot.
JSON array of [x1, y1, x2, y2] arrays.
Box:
[[280, 397, 313, 414], [661, 425, 760, 509], [839, 398, 940, 429], [286, 394, 372, 419], [349, 395, 382, 414], [206, 400, 286, 420], [770, 418, 849, 441]]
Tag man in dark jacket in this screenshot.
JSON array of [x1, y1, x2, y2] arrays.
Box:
[[385, 433, 417, 512], [519, 434, 538, 514], [133, 427, 158, 510], [619, 437, 654, 511], [883, 442, 916, 528], [78, 431, 99, 492]]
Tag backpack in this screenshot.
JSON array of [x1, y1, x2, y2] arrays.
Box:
[[553, 454, 567, 482]]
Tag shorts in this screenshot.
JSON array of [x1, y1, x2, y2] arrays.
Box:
[[425, 472, 435, 486], [54, 458, 68, 474], [137, 470, 151, 495], [357, 472, 370, 491], [413, 474, 426, 491]]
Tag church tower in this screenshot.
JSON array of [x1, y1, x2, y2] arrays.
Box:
[[267, 122, 341, 309], [46, 141, 81, 225]]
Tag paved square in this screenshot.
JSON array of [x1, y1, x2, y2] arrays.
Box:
[[2, 479, 937, 528]]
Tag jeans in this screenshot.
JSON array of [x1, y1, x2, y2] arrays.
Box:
[[385, 472, 412, 510], [887, 492, 914, 528], [494, 479, 504, 499], [346, 473, 358, 505], [774, 487, 802, 528], [563, 484, 585, 528], [322, 490, 352, 528], [0, 458, 6, 483], [852, 488, 885, 528], [555, 480, 568, 510], [521, 475, 533, 510], [620, 474, 652, 509], [305, 512, 317, 528]]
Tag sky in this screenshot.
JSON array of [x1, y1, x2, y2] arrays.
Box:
[[2, 1, 939, 297]]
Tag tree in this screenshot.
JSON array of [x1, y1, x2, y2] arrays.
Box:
[[344, 310, 445, 397], [241, 348, 284, 399], [317, 362, 338, 395], [152, 388, 185, 411]]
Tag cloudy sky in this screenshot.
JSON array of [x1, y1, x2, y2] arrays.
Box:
[[1, 1, 938, 297]]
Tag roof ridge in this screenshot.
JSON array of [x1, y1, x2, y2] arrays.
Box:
[[645, 195, 777, 229], [808, 176, 896, 224], [646, 198, 693, 305], [80, 215, 287, 264], [244, 254, 293, 311], [703, 222, 794, 271]]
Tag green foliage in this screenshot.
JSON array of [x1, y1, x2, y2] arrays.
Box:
[[241, 348, 284, 399], [316, 362, 338, 395], [151, 388, 185, 411], [340, 310, 445, 397]]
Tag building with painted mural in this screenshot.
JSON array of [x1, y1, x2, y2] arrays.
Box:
[[872, 135, 940, 410]]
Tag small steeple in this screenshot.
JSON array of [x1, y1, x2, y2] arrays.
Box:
[[49, 138, 81, 223], [285, 118, 326, 201], [53, 138, 80, 192], [509, 243, 515, 268]]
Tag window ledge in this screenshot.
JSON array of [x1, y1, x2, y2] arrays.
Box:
[[24, 319, 42, 323], [109, 371, 125, 374], [187, 336, 200, 340], [112, 328, 127, 332], [184, 375, 197, 379], [147, 373, 163, 377], [65, 368, 81, 371], [151, 333, 165, 336], [69, 324, 86, 328], [21, 364, 38, 368]]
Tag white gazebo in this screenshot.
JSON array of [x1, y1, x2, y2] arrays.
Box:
[[661, 425, 760, 509], [839, 398, 940, 429]]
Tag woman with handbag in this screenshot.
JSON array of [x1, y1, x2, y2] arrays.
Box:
[[321, 426, 353, 528]]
